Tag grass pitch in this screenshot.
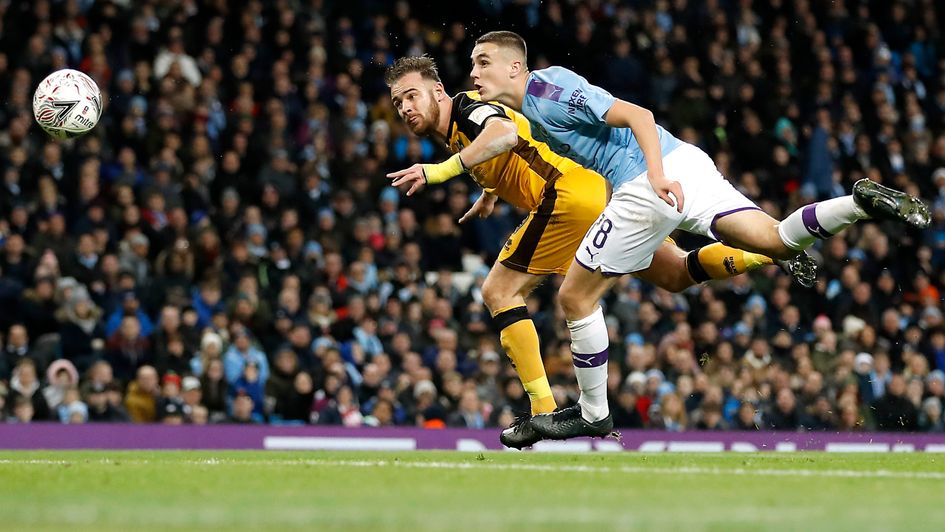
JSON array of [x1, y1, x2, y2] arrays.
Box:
[[0, 451, 942, 531]]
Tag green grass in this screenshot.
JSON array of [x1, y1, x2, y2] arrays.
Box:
[[0, 451, 942, 531]]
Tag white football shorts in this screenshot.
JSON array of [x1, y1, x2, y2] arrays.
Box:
[[574, 142, 760, 275]]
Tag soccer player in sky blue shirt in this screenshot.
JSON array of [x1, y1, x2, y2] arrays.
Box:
[[462, 31, 930, 441]]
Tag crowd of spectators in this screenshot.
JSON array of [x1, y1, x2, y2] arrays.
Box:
[[1, 0, 945, 434]]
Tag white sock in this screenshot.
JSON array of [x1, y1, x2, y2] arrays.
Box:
[[567, 306, 609, 422], [777, 196, 868, 251]]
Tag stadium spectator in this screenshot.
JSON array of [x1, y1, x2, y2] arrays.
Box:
[[42, 359, 80, 412], [125, 365, 159, 423], [86, 382, 130, 423], [6, 358, 50, 420], [222, 326, 269, 386], [0, 0, 943, 435]]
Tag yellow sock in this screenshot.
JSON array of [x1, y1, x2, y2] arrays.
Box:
[[493, 305, 556, 415], [687, 243, 775, 282]]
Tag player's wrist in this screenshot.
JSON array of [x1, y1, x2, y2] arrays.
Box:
[[422, 153, 466, 184]]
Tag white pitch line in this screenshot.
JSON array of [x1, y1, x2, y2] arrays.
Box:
[[1, 457, 943, 480]]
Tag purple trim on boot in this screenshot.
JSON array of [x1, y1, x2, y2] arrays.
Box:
[[526, 79, 564, 101], [801, 203, 834, 239], [709, 206, 762, 242], [572, 349, 608, 368]]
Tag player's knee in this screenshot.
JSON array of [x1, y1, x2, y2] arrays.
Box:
[[481, 275, 514, 313], [558, 286, 592, 320], [664, 271, 694, 293]]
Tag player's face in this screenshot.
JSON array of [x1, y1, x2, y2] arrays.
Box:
[[470, 43, 514, 102], [390, 72, 441, 136]]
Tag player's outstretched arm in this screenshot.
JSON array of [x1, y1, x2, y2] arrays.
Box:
[[387, 118, 518, 196], [605, 100, 684, 212], [459, 190, 498, 224]]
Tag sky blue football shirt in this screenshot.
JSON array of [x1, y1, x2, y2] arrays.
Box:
[[521, 66, 682, 189]]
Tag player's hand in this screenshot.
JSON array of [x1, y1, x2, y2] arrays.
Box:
[[387, 164, 427, 196], [649, 174, 685, 213], [459, 192, 497, 224]]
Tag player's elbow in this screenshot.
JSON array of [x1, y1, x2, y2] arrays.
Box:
[[634, 106, 655, 126], [608, 100, 654, 129], [492, 119, 520, 151]]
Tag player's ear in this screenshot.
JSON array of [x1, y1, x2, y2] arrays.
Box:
[[509, 60, 524, 78], [433, 82, 446, 101]]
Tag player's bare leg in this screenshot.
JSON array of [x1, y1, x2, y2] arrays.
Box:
[[481, 263, 552, 448], [529, 261, 619, 440], [714, 180, 930, 261]]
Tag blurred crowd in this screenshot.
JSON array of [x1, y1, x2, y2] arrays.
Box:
[[1, 0, 945, 433]]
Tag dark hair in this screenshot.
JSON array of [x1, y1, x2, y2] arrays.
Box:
[[475, 31, 528, 61], [384, 55, 441, 86]]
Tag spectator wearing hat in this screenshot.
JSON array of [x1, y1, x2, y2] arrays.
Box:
[[86, 382, 130, 423], [230, 360, 266, 420], [223, 325, 269, 386], [191, 331, 224, 377], [160, 400, 186, 425], [411, 379, 446, 427], [105, 315, 152, 383], [42, 359, 80, 411], [158, 372, 184, 411], [104, 290, 154, 339], [180, 376, 202, 416], [228, 389, 263, 424], [191, 280, 225, 330]]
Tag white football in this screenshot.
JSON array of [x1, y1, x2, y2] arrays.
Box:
[[32, 69, 103, 140]]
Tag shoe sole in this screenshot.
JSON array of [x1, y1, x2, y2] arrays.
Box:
[[854, 179, 931, 229], [778, 254, 817, 288]]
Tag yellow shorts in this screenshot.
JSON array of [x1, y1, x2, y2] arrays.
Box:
[[498, 167, 607, 275]]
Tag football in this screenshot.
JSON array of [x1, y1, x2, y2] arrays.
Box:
[[32, 68, 103, 140]]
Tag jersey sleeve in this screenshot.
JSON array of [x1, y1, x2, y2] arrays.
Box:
[[529, 67, 616, 128], [453, 95, 510, 138]]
